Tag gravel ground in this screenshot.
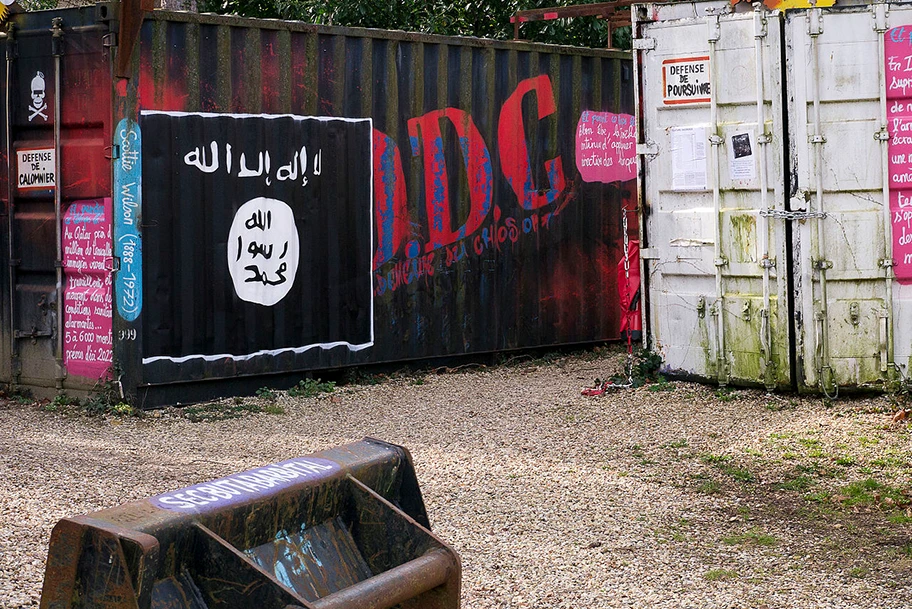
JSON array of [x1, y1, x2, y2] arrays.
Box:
[[1, 346, 911, 608]]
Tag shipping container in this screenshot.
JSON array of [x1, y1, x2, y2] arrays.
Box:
[[634, 0, 912, 393], [0, 5, 636, 405]]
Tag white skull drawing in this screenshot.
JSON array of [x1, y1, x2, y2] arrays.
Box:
[[30, 71, 46, 110]]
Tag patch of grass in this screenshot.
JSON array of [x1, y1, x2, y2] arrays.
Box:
[[41, 393, 80, 413], [715, 387, 736, 402], [704, 568, 738, 581], [835, 455, 856, 467], [721, 465, 755, 483], [183, 398, 283, 422], [255, 387, 277, 401], [837, 478, 909, 510], [805, 490, 832, 503], [887, 512, 912, 525], [648, 379, 676, 392], [799, 438, 821, 448], [701, 454, 732, 464], [287, 378, 336, 398], [848, 566, 869, 578], [697, 479, 722, 494], [10, 391, 33, 405], [722, 527, 778, 547], [777, 476, 815, 492], [663, 438, 689, 449]]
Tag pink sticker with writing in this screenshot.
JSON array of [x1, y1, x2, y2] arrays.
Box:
[[885, 26, 912, 283], [63, 198, 113, 379], [575, 111, 636, 184]]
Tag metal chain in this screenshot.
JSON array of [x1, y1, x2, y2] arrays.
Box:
[[759, 209, 827, 220], [605, 207, 634, 389]]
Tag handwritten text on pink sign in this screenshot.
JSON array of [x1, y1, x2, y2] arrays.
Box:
[[885, 26, 912, 283], [575, 111, 636, 184], [63, 199, 113, 379]]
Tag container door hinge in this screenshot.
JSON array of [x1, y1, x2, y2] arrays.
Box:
[[639, 248, 659, 260], [808, 8, 823, 37], [633, 37, 656, 51], [5, 35, 17, 61], [51, 18, 64, 57], [103, 33, 117, 48], [105, 145, 120, 160], [637, 141, 658, 156], [873, 3, 889, 33]]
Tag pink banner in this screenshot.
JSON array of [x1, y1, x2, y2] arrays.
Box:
[[62, 198, 113, 379], [575, 111, 636, 184], [885, 26, 912, 283]]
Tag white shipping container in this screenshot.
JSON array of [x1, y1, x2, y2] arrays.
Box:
[[635, 0, 912, 393]]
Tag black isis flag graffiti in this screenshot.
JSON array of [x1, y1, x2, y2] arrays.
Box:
[[140, 112, 373, 362]]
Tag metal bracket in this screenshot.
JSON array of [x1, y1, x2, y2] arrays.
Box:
[[51, 18, 64, 57], [875, 129, 890, 142], [742, 300, 752, 322], [813, 259, 834, 271], [879, 258, 895, 268], [636, 141, 658, 156], [757, 133, 772, 145], [759, 257, 776, 269], [808, 8, 823, 37], [709, 134, 724, 146], [111, 256, 121, 272], [714, 257, 728, 267], [632, 37, 656, 51], [639, 248, 659, 260], [697, 296, 706, 319], [102, 32, 117, 48], [873, 3, 889, 33], [809, 134, 826, 144], [105, 145, 120, 160]]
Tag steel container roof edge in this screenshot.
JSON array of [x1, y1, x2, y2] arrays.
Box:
[[146, 7, 631, 59]]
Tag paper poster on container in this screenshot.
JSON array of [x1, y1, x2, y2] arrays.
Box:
[[17, 147, 55, 191], [727, 131, 757, 182], [671, 126, 708, 191], [662, 56, 711, 105]]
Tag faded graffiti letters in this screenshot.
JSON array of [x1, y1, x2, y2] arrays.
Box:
[[228, 198, 299, 306], [575, 111, 637, 183], [372, 74, 581, 295], [63, 199, 114, 379]]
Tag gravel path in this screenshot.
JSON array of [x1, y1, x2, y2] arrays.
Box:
[[1, 347, 911, 608]]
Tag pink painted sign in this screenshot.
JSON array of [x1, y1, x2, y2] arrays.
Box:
[[62, 198, 113, 379], [885, 26, 912, 283], [575, 111, 636, 184]]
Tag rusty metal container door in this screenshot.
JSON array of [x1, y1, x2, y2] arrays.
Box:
[[2, 12, 113, 392], [634, 2, 791, 389], [785, 2, 912, 394]]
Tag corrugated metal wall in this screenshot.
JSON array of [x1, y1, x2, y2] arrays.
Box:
[[1, 8, 635, 403]]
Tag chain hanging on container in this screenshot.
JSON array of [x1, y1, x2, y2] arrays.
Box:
[[582, 204, 635, 396]]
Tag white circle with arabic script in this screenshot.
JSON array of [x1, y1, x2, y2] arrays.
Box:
[[227, 197, 299, 306]]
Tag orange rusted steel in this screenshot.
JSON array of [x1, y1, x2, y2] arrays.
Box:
[[39, 439, 460, 609]]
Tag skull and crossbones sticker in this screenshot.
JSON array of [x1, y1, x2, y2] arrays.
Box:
[[28, 71, 48, 122]]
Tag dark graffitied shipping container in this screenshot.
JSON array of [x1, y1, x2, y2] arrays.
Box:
[[0, 4, 635, 406]]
